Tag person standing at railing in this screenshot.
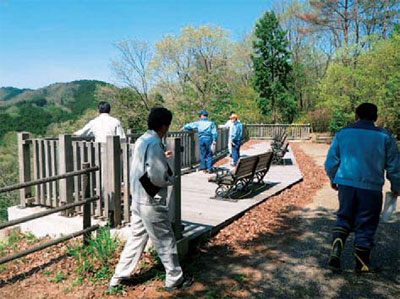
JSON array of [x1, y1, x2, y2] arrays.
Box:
[[230, 114, 243, 166], [325, 103, 400, 274], [109, 108, 192, 291], [182, 110, 218, 173], [73, 101, 126, 143], [222, 111, 236, 157]]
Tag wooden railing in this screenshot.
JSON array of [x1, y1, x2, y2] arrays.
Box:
[[127, 127, 230, 171], [0, 162, 99, 264], [16, 124, 306, 233], [244, 124, 311, 140], [17, 133, 185, 237]]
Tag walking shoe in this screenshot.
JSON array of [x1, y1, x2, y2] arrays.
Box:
[[165, 276, 193, 292], [108, 276, 134, 291], [108, 277, 122, 291]]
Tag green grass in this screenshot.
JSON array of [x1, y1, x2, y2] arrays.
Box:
[[0, 230, 23, 254], [66, 226, 119, 283], [51, 272, 66, 283]]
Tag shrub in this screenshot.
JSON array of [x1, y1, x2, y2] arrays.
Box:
[[306, 108, 332, 132]]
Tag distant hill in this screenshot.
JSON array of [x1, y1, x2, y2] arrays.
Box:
[[0, 80, 110, 138], [0, 87, 32, 102]]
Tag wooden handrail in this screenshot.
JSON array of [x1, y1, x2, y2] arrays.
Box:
[[0, 162, 101, 265], [0, 225, 99, 265], [0, 196, 99, 230], [0, 166, 99, 194]]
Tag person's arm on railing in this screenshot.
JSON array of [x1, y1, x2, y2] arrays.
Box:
[[182, 121, 199, 131], [74, 120, 94, 137]]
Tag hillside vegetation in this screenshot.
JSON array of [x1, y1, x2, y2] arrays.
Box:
[[0, 80, 108, 138], [0, 80, 108, 221]]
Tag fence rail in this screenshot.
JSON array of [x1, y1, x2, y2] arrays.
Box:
[[244, 124, 311, 140], [0, 162, 99, 265]]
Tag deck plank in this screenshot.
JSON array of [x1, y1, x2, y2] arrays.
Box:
[[178, 141, 303, 240]]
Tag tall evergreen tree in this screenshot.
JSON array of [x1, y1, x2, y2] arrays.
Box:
[[252, 11, 296, 123]]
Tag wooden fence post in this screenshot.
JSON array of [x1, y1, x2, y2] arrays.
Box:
[[82, 162, 91, 246], [59, 134, 74, 216], [122, 142, 130, 224], [104, 136, 122, 227], [18, 132, 32, 207], [166, 137, 183, 239], [194, 131, 200, 164]]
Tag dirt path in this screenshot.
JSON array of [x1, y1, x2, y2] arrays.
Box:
[[175, 143, 400, 299]]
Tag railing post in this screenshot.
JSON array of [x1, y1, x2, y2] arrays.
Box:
[[18, 132, 32, 207], [59, 134, 74, 216], [190, 131, 196, 167], [166, 137, 183, 239], [194, 131, 200, 164], [82, 162, 91, 246], [104, 136, 121, 227]]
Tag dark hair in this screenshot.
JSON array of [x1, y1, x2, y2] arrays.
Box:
[[148, 107, 173, 131], [229, 111, 235, 116], [98, 101, 111, 113], [356, 103, 378, 121]]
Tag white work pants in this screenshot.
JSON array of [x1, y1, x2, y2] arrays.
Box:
[[112, 203, 183, 287]]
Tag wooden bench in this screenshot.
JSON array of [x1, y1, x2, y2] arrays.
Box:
[[253, 151, 273, 183], [209, 155, 259, 200], [271, 132, 287, 150], [272, 140, 289, 165]]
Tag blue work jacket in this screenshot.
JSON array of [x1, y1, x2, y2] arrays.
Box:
[[231, 121, 243, 145], [325, 120, 400, 192], [182, 118, 218, 142]]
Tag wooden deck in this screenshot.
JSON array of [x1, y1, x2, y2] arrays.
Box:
[[179, 141, 303, 242]]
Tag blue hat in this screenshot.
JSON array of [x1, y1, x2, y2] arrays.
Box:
[[199, 110, 209, 117]]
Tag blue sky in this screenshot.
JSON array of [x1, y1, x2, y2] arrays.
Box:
[[0, 0, 272, 89]]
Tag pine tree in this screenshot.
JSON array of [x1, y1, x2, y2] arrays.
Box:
[[252, 11, 296, 123]]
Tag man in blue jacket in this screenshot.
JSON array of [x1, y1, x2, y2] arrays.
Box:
[[182, 110, 218, 173], [230, 114, 243, 166], [325, 103, 399, 273]]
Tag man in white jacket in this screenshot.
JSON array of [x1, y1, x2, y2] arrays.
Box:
[[223, 111, 235, 156], [109, 108, 192, 291], [74, 101, 126, 143]]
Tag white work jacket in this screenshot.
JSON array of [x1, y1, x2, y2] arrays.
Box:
[[74, 113, 126, 143], [130, 130, 174, 206]]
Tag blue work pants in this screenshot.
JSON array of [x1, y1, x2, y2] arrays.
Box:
[[232, 143, 241, 166], [200, 137, 213, 171], [335, 185, 382, 249]]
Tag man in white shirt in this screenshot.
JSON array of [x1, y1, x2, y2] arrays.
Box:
[[223, 111, 235, 156], [109, 108, 192, 291], [74, 101, 126, 143]]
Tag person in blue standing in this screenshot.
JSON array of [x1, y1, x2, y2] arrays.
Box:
[[182, 110, 218, 173], [230, 113, 243, 166], [325, 103, 399, 273]]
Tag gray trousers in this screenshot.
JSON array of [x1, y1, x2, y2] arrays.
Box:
[[112, 202, 183, 287]]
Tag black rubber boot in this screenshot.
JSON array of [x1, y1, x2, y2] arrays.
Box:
[[328, 227, 348, 273], [354, 246, 380, 273]]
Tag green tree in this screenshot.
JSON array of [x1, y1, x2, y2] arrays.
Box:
[[318, 30, 400, 138], [252, 11, 297, 123]]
